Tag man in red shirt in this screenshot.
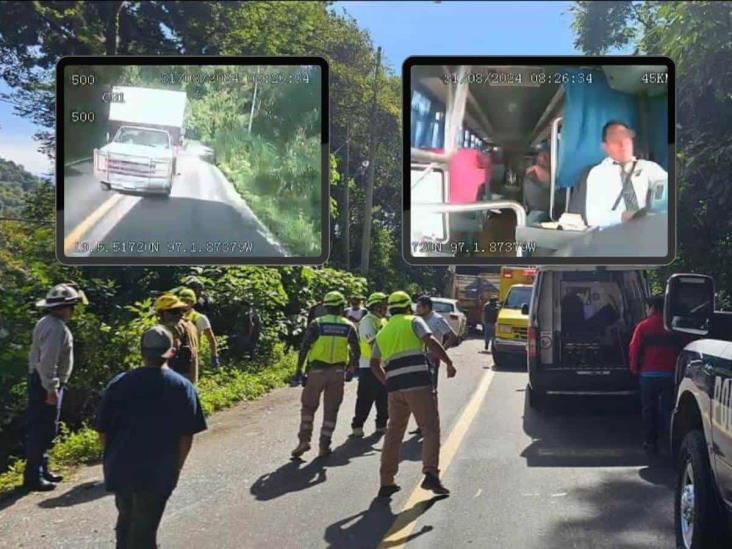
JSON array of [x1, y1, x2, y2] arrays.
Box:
[[629, 294, 684, 454]]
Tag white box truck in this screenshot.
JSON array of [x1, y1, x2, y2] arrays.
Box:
[[94, 86, 187, 196]]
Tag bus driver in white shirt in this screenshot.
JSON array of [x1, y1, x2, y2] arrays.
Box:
[[585, 121, 667, 229]]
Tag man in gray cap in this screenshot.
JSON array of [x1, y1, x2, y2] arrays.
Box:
[[96, 325, 207, 549], [24, 283, 86, 491]]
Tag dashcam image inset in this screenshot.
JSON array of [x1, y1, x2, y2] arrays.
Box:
[[59, 61, 325, 264], [406, 60, 672, 264]]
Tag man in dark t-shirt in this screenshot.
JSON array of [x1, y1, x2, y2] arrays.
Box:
[[96, 325, 207, 549]]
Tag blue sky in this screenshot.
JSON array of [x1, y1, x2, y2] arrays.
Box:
[[0, 1, 579, 175]]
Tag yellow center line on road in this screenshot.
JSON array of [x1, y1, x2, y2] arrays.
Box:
[[63, 193, 124, 254], [379, 368, 496, 548]]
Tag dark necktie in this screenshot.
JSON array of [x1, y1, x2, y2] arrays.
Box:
[[614, 161, 639, 212]]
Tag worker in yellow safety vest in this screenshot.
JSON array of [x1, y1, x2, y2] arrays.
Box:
[[350, 292, 388, 438], [291, 291, 360, 459], [371, 291, 456, 498], [178, 288, 219, 369]]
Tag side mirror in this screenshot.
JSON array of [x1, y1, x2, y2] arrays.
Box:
[[521, 303, 529, 315], [664, 274, 714, 336]]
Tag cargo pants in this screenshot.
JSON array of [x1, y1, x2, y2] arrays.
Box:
[[380, 386, 440, 486], [298, 366, 345, 449]]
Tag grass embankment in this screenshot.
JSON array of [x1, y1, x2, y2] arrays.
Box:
[[0, 348, 295, 496], [215, 132, 321, 257]]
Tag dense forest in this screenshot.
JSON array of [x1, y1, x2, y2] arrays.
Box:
[[0, 158, 43, 217], [0, 0, 730, 480]]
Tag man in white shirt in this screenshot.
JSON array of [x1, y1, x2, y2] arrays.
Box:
[[585, 121, 667, 229], [344, 295, 367, 324]]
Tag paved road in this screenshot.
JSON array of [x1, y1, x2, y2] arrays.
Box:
[[62, 148, 285, 259], [0, 338, 674, 548]]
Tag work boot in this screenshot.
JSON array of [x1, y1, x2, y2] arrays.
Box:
[[42, 470, 64, 483], [378, 484, 401, 498], [349, 427, 364, 438], [421, 473, 450, 495], [291, 441, 311, 458], [318, 446, 332, 458], [23, 477, 56, 492]]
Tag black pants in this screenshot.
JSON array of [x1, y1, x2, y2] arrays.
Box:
[[352, 369, 388, 429], [115, 490, 170, 549], [640, 375, 675, 446], [24, 372, 63, 483]]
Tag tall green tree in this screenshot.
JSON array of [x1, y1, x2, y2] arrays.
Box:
[[571, 1, 732, 302]]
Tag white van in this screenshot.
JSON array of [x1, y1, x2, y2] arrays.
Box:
[[527, 266, 650, 409]]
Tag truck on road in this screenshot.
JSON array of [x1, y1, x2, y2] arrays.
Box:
[[94, 86, 187, 196], [666, 274, 732, 549], [493, 267, 536, 369]]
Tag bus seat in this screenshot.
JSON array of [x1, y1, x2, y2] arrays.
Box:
[[448, 148, 492, 204], [561, 165, 594, 223]]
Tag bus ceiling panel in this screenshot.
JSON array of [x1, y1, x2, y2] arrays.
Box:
[[470, 82, 561, 150]]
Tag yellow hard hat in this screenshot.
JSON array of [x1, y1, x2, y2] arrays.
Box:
[[178, 288, 197, 303], [154, 293, 188, 312], [387, 291, 412, 311], [323, 291, 347, 307], [366, 292, 387, 307]]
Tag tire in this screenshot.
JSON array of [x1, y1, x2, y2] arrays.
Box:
[[675, 430, 728, 549], [100, 182, 110, 191], [527, 384, 546, 411], [492, 348, 503, 370]]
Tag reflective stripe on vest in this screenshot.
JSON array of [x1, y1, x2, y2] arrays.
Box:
[[359, 313, 385, 360], [309, 314, 352, 367], [375, 314, 431, 392]]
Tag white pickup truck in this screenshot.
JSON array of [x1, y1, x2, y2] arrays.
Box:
[[94, 125, 176, 196], [94, 86, 187, 197]]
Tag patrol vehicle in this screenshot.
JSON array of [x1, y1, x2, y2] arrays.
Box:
[[666, 274, 732, 548]]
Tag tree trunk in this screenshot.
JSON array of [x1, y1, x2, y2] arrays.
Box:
[[104, 1, 126, 55], [359, 47, 381, 275], [344, 125, 350, 270]]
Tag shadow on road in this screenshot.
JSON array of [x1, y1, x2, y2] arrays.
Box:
[[250, 434, 385, 501], [520, 391, 662, 468], [543, 474, 674, 549], [37, 480, 109, 508], [323, 495, 447, 549], [0, 487, 27, 513]]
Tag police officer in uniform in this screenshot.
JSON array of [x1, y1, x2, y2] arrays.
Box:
[[292, 291, 360, 459], [350, 292, 388, 438], [24, 283, 86, 491], [371, 291, 456, 498], [155, 294, 199, 384]]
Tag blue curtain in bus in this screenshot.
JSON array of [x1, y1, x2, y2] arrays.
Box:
[[556, 70, 639, 189], [648, 93, 668, 169]]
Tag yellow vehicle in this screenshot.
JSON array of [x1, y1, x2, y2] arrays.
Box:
[[493, 267, 536, 369]]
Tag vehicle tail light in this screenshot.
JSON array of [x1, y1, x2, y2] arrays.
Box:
[[527, 326, 537, 360], [449, 313, 459, 319], [95, 150, 107, 170]]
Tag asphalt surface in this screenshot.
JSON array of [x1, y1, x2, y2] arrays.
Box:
[[62, 146, 285, 259], [0, 338, 675, 548]]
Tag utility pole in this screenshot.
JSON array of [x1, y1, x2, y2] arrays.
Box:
[[344, 124, 351, 270], [359, 46, 381, 275]]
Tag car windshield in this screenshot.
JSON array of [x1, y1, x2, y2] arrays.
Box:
[[114, 128, 170, 149], [432, 302, 454, 314], [504, 287, 532, 309]]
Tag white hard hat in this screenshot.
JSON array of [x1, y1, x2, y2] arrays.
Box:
[[36, 284, 84, 309]]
